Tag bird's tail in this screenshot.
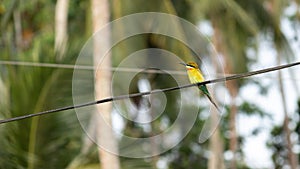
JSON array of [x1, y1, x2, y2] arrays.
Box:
[[205, 94, 221, 113]]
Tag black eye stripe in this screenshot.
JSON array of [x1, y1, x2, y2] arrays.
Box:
[[187, 64, 195, 68]]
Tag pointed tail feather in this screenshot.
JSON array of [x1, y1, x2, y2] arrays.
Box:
[[205, 94, 221, 113]]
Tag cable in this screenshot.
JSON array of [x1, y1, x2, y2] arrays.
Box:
[[0, 61, 299, 124], [0, 60, 93, 70], [4, 60, 298, 79], [0, 60, 186, 75]]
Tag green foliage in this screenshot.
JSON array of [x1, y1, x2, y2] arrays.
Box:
[[266, 99, 300, 168], [168, 118, 209, 169], [0, 42, 82, 169], [239, 102, 270, 118], [0, 0, 89, 168], [121, 158, 154, 169], [266, 125, 287, 169]]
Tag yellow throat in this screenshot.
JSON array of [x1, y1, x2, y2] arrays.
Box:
[[184, 62, 205, 84]]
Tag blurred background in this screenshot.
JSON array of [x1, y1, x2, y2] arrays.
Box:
[[0, 0, 300, 169]]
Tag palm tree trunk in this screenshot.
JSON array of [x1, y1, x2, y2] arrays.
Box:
[[207, 17, 227, 169], [55, 0, 69, 60], [277, 54, 298, 169], [267, 0, 298, 166], [208, 102, 225, 169], [268, 0, 298, 169], [228, 94, 238, 169], [91, 0, 120, 169], [13, 6, 22, 50], [211, 16, 238, 169]]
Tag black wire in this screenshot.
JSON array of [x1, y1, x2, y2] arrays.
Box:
[[0, 61, 299, 124]]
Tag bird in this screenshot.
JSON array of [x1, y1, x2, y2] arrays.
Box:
[[181, 61, 221, 113]]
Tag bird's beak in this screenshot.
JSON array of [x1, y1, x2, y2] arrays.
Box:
[[179, 62, 187, 66]]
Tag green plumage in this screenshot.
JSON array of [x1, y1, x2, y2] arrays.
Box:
[[198, 85, 210, 96], [199, 84, 221, 113]]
